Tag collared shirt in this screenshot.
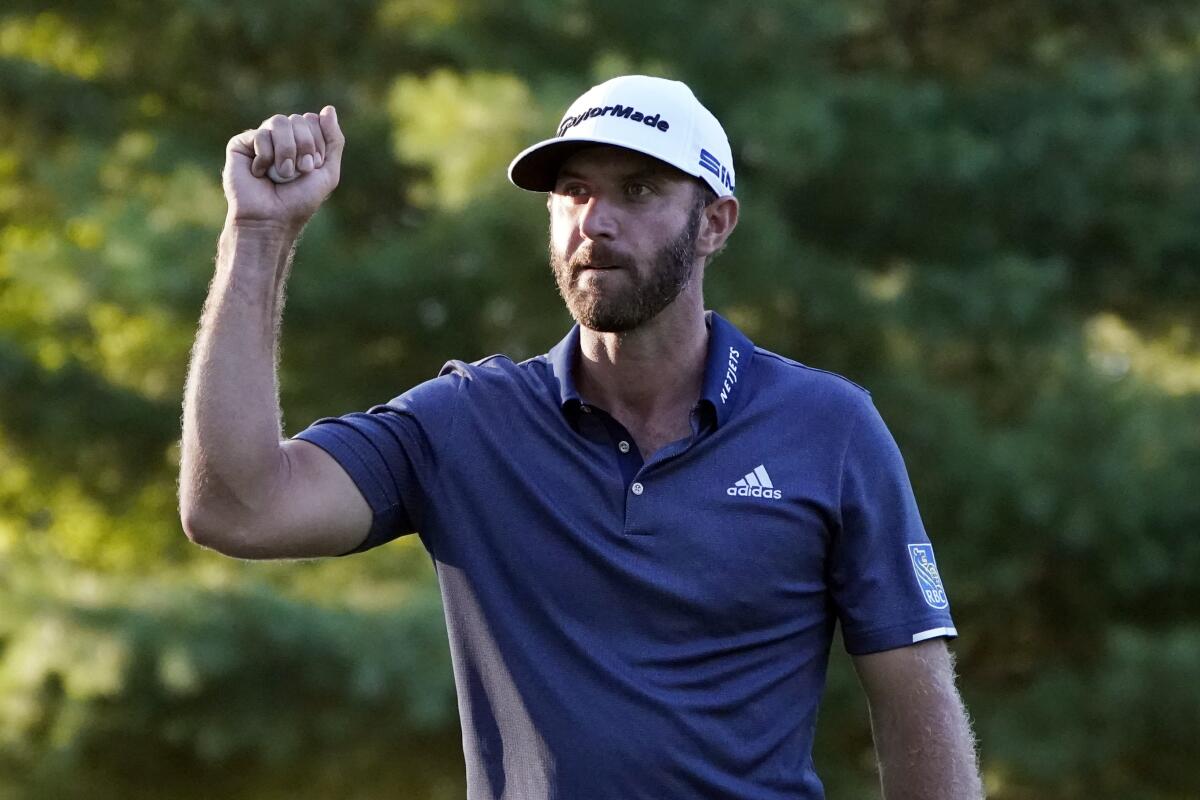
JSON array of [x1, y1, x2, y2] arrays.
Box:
[[294, 311, 957, 800]]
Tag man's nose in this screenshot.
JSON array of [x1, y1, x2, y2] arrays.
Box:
[[578, 195, 617, 241]]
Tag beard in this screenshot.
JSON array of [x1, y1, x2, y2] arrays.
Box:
[[549, 205, 703, 333]]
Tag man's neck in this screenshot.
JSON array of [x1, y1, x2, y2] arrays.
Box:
[[575, 294, 709, 428]]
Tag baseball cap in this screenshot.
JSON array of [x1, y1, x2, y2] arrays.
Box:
[[508, 75, 735, 198]]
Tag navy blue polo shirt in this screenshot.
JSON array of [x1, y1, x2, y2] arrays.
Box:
[[294, 311, 956, 800]]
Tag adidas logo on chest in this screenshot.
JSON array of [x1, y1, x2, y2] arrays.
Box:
[[727, 464, 783, 500]]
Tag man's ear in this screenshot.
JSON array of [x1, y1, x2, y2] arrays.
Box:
[[697, 196, 739, 260]]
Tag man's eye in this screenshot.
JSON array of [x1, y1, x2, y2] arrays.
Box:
[[562, 185, 588, 198], [625, 183, 652, 197]]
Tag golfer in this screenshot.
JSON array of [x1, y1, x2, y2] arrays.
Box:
[[181, 75, 983, 799]]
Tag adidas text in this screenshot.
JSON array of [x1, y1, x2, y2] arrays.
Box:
[[728, 464, 781, 500], [727, 485, 783, 499]]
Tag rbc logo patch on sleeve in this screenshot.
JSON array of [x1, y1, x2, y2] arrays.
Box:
[[907, 544, 949, 610]]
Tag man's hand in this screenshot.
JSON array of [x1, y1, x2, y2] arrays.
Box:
[[222, 106, 345, 231]]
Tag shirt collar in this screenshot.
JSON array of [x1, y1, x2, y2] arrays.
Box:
[[546, 311, 754, 430], [547, 323, 584, 416], [698, 310, 755, 427]]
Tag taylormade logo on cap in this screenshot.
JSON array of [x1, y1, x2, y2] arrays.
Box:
[[508, 75, 736, 198], [557, 103, 671, 137]]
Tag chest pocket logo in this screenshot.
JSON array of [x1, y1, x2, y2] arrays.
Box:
[[726, 464, 783, 500]]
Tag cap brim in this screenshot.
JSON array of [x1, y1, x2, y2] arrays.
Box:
[[508, 135, 703, 192]]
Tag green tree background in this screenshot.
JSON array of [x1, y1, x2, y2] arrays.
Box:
[[2, 1, 1198, 797]]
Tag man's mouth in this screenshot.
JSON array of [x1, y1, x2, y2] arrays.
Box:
[[574, 263, 620, 278], [567, 246, 632, 278]]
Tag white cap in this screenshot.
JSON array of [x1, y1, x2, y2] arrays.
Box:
[[508, 75, 735, 197]]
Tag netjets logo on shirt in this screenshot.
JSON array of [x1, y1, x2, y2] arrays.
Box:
[[718, 346, 741, 404], [727, 464, 782, 500]]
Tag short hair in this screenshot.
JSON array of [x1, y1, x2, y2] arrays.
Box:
[[691, 180, 725, 267]]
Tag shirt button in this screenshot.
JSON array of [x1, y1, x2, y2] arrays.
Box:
[[631, 482, 644, 496], [618, 440, 631, 453], [580, 405, 592, 414]]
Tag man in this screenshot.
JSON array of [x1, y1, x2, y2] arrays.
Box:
[[181, 75, 983, 799]]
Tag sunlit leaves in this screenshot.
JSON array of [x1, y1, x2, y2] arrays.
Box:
[[0, 12, 107, 80], [1086, 312, 1200, 395], [0, 575, 461, 798], [387, 69, 547, 209]]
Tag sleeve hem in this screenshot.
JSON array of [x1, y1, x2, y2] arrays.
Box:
[[843, 617, 958, 655], [911, 626, 958, 644], [294, 427, 395, 516], [293, 426, 408, 554]]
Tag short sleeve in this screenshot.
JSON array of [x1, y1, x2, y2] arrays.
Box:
[[829, 399, 957, 655], [292, 373, 461, 555]]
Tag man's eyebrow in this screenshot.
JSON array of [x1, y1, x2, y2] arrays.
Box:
[[555, 169, 588, 182], [555, 166, 678, 184], [623, 167, 675, 182]]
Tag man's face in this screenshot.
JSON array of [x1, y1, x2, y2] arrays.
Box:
[[548, 147, 708, 333]]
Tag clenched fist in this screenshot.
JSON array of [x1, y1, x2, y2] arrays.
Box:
[[223, 106, 345, 230]]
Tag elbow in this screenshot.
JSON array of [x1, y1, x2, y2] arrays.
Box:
[[180, 502, 227, 551], [179, 466, 277, 558], [180, 502, 257, 558]]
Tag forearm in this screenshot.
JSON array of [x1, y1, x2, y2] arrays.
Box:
[[870, 671, 983, 799], [854, 641, 983, 800], [180, 220, 299, 542]]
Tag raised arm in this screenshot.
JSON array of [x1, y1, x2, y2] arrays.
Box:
[[852, 639, 984, 800], [179, 107, 371, 559]]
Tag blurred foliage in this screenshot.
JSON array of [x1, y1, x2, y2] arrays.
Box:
[[1, 0, 1198, 797]]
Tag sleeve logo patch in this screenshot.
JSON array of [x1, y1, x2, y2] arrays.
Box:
[[908, 544, 949, 610]]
